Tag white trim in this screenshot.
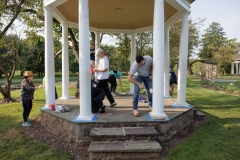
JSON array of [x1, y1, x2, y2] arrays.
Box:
[[167, 0, 190, 12], [44, 0, 68, 7], [53, 9, 69, 25]]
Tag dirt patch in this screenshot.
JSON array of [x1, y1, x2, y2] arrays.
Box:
[[23, 115, 209, 160]]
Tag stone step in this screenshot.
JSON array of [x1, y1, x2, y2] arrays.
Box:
[[193, 108, 206, 117], [88, 142, 162, 160], [90, 127, 158, 142], [90, 127, 158, 137]]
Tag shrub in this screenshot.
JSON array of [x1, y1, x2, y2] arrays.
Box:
[[226, 83, 238, 93]]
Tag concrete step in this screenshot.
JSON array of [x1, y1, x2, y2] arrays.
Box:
[[88, 141, 162, 160], [89, 127, 158, 142]]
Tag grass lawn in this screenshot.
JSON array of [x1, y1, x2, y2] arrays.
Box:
[[0, 75, 240, 159]]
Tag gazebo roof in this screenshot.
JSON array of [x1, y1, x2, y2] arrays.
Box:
[[45, 0, 195, 32], [232, 56, 240, 61]]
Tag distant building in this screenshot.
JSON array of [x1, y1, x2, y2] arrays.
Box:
[[231, 56, 240, 75]]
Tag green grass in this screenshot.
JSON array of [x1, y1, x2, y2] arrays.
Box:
[[0, 76, 78, 159], [165, 76, 240, 160], [1, 75, 240, 159]]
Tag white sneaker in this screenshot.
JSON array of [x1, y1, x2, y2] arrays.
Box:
[[109, 102, 117, 107], [22, 122, 32, 127]]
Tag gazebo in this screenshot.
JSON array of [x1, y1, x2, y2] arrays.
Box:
[[231, 56, 240, 75], [42, 0, 195, 121]]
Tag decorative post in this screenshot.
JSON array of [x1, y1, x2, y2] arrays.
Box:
[[174, 12, 190, 108], [75, 0, 94, 121], [42, 6, 56, 109], [164, 27, 171, 98], [236, 62, 239, 75], [60, 23, 70, 99], [94, 31, 100, 80], [130, 33, 136, 94], [149, 0, 168, 120], [231, 62, 234, 74]]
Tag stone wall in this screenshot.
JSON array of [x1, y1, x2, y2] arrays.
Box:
[[41, 109, 193, 146]]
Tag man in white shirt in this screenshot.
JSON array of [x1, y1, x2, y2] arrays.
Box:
[[128, 55, 153, 117], [94, 48, 116, 107]]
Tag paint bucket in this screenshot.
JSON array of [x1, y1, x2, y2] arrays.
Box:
[[49, 104, 55, 111]]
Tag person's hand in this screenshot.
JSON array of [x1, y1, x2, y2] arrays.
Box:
[[138, 83, 145, 89], [39, 85, 44, 88], [149, 75, 153, 81]]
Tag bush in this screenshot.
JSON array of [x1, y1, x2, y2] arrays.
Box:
[[226, 83, 238, 93]]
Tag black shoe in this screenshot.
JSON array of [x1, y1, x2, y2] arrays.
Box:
[[100, 105, 105, 113]]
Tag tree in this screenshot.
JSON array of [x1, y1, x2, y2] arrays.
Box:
[[0, 34, 22, 102], [169, 17, 204, 70], [0, 0, 44, 39], [0, 0, 44, 102], [199, 22, 238, 75], [19, 34, 46, 77]]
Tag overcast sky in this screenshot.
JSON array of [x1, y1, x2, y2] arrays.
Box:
[[190, 0, 240, 41]]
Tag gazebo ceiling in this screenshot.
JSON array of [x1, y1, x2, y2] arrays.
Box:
[[57, 0, 178, 30]]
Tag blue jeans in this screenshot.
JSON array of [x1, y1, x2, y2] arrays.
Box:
[[133, 75, 152, 110]]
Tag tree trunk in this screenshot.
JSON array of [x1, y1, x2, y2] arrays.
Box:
[[90, 32, 95, 45], [68, 28, 79, 63], [0, 81, 15, 102]]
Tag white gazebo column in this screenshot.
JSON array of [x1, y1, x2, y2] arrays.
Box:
[[76, 0, 94, 120], [236, 62, 239, 74], [59, 23, 70, 99], [164, 27, 171, 98], [42, 6, 56, 109], [149, 0, 168, 120], [237, 62, 240, 74], [174, 12, 190, 108], [130, 33, 136, 94], [231, 62, 234, 74], [95, 31, 100, 80]]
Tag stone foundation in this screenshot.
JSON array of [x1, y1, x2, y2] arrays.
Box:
[[40, 108, 193, 146]]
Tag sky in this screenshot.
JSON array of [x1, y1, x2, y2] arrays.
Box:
[[190, 0, 240, 41], [102, 0, 240, 44]]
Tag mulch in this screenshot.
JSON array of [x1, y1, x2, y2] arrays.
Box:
[[23, 115, 209, 160]]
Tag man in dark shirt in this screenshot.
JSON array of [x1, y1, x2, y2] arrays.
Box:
[[91, 87, 106, 113], [169, 67, 177, 97], [90, 43, 95, 62]]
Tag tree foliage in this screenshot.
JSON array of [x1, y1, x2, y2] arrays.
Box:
[[199, 22, 239, 75], [18, 33, 45, 77], [169, 18, 204, 68], [0, 34, 22, 101]]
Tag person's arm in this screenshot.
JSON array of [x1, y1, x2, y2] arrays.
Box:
[[128, 74, 145, 89], [94, 68, 108, 72], [149, 65, 153, 80]]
